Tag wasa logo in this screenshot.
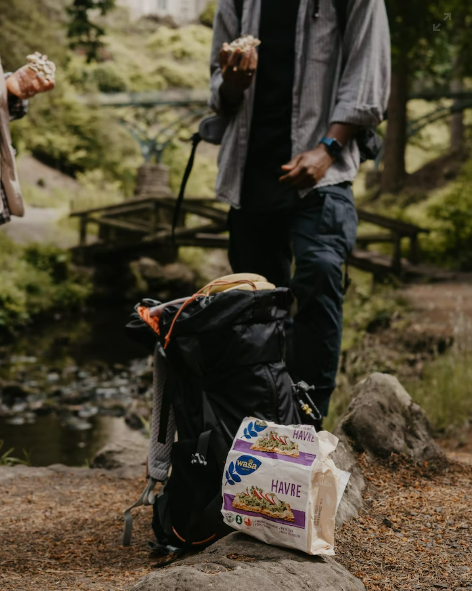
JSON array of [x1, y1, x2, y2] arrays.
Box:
[[243, 420, 267, 440], [226, 455, 262, 485]]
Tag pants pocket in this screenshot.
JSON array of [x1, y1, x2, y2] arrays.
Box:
[[319, 194, 358, 255]]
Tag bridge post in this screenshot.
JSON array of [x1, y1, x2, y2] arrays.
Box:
[[79, 215, 88, 247]]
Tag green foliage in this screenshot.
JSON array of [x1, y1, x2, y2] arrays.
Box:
[[385, 0, 472, 80], [0, 0, 67, 72], [200, 1, 217, 28], [71, 169, 124, 212], [163, 140, 218, 196], [67, 0, 116, 63], [0, 440, 31, 466], [91, 63, 128, 92], [427, 163, 472, 270], [11, 78, 141, 195], [147, 25, 212, 88], [0, 234, 92, 331], [5, 4, 213, 200]]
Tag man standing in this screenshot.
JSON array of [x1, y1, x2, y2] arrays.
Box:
[[209, 0, 390, 425]]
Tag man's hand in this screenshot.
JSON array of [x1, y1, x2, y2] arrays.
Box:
[[219, 47, 257, 109], [279, 144, 334, 189], [6, 67, 55, 100]]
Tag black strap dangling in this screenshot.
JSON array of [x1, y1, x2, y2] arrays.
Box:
[[172, 132, 202, 241]]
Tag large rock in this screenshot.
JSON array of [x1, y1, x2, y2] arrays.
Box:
[[91, 428, 148, 476], [129, 257, 196, 298], [337, 373, 442, 462], [130, 532, 365, 591]]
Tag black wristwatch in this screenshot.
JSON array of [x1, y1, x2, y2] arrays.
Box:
[[319, 137, 343, 158]]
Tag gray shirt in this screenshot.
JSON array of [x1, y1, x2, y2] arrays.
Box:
[[210, 0, 391, 208]]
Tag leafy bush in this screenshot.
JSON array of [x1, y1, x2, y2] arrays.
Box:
[[426, 160, 472, 270], [0, 235, 92, 331], [200, 1, 217, 28], [0, 0, 67, 72], [91, 63, 128, 93], [163, 140, 218, 197], [147, 25, 212, 63], [10, 79, 141, 196]]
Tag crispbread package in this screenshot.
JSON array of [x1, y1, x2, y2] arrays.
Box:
[[221, 418, 350, 555]]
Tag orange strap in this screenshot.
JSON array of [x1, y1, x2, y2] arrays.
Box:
[[163, 279, 257, 349], [171, 526, 216, 546], [138, 279, 257, 348], [137, 305, 161, 335]]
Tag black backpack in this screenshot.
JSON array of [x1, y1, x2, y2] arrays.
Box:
[[124, 288, 320, 557]]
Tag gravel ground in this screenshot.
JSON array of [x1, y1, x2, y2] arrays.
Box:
[[0, 454, 471, 591]]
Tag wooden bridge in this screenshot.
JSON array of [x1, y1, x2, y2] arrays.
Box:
[[70, 173, 436, 282], [69, 85, 470, 281]]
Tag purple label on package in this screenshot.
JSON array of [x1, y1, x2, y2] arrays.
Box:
[[233, 439, 317, 466], [224, 494, 306, 529]]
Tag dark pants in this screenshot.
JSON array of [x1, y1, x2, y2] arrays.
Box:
[[228, 184, 358, 416]]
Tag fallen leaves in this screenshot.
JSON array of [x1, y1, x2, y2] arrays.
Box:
[[335, 454, 472, 590], [0, 470, 154, 590]]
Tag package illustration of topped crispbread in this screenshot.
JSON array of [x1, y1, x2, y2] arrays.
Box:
[[222, 418, 350, 555]]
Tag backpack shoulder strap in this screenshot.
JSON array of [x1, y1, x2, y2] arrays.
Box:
[[333, 0, 348, 37]]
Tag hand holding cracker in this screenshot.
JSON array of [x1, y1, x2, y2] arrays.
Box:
[[6, 52, 56, 100]]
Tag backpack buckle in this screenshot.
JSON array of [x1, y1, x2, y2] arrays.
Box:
[[191, 452, 208, 466]]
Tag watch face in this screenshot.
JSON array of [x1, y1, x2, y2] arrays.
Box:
[[322, 138, 343, 157]]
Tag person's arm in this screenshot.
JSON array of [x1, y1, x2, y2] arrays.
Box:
[[280, 123, 357, 189], [280, 0, 391, 189], [4, 74, 28, 122], [209, 0, 257, 116]]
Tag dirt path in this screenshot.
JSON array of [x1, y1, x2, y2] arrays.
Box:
[[400, 281, 472, 340], [1, 155, 79, 248], [1, 453, 471, 591], [0, 465, 155, 591]]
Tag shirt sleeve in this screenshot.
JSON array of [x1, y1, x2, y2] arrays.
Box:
[[209, 0, 241, 116], [4, 73, 29, 122], [330, 0, 391, 128]]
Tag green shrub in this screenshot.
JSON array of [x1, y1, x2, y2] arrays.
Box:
[[426, 160, 472, 270], [91, 63, 128, 93], [10, 78, 141, 196], [0, 235, 92, 331], [200, 1, 217, 28], [163, 140, 218, 197], [147, 25, 212, 63]]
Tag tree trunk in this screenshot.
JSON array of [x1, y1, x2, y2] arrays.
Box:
[[381, 67, 409, 194], [450, 63, 464, 153]]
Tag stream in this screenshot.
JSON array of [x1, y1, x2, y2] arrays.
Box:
[[0, 305, 152, 467]]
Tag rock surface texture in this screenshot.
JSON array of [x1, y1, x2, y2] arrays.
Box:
[[91, 429, 148, 476], [337, 372, 442, 462], [130, 533, 366, 591]]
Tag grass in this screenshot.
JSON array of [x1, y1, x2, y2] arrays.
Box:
[[327, 341, 472, 436], [325, 267, 472, 434], [406, 350, 472, 433], [0, 440, 31, 466]]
